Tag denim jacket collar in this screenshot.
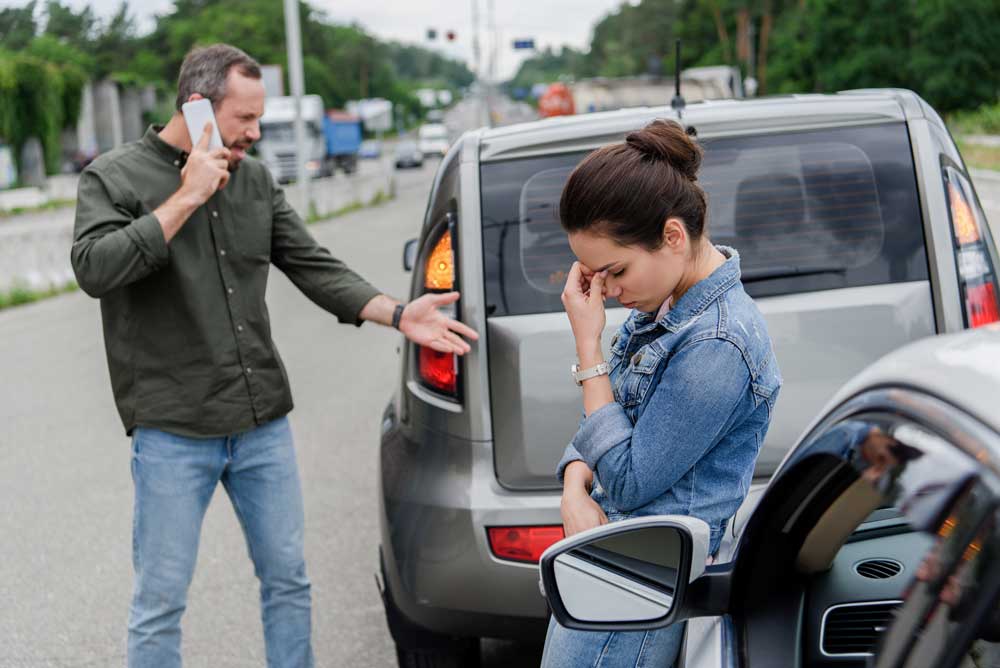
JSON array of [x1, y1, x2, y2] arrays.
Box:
[[632, 245, 741, 334]]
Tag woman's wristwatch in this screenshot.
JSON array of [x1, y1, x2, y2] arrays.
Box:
[[571, 361, 611, 386]]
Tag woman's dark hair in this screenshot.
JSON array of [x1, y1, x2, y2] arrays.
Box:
[[559, 119, 707, 250]]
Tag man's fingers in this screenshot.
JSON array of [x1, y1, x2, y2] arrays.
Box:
[[426, 338, 457, 354], [442, 331, 471, 355], [446, 318, 479, 341], [433, 291, 461, 306], [196, 122, 212, 150], [217, 171, 230, 190], [209, 146, 231, 160]]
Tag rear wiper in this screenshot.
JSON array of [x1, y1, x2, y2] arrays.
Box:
[[742, 265, 846, 283]]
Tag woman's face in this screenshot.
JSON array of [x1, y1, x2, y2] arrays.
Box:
[[568, 219, 693, 313]]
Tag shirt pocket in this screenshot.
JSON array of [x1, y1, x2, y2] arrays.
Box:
[[233, 198, 272, 261], [613, 344, 665, 408]]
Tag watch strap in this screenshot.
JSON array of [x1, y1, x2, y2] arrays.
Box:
[[573, 361, 611, 386], [391, 303, 406, 330]]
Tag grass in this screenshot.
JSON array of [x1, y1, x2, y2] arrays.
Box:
[[306, 188, 394, 225], [956, 140, 1000, 173], [0, 198, 76, 219], [948, 101, 1000, 136], [0, 280, 78, 312]]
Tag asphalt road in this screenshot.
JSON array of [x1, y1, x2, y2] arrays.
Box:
[[0, 160, 542, 667]]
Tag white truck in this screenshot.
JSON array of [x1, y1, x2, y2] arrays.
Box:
[[257, 94, 329, 183]]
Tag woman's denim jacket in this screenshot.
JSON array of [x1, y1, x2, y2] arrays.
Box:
[[556, 247, 782, 555]]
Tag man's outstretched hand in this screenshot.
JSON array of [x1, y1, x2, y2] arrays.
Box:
[[399, 292, 479, 355]]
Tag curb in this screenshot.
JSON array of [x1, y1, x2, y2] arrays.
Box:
[[970, 168, 1000, 184]]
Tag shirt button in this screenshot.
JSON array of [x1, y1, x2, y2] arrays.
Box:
[[212, 211, 219, 218], [245, 367, 252, 375], [220, 249, 227, 256], [237, 324, 244, 332], [173, 159, 179, 167], [227, 287, 234, 295]]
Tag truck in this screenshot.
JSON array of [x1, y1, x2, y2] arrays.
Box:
[[256, 94, 361, 183]]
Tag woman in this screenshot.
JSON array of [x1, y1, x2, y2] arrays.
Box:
[[541, 119, 782, 667]]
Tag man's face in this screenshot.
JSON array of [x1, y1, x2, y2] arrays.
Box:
[[213, 70, 266, 170]]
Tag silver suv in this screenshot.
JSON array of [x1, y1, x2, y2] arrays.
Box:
[[376, 89, 1000, 666]]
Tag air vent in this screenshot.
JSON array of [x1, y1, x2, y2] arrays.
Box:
[[821, 600, 901, 656], [855, 558, 903, 579]]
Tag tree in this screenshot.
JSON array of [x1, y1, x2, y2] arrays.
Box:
[[0, 1, 37, 51]]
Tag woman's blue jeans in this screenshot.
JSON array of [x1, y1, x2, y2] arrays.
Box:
[[127, 416, 313, 668], [541, 615, 685, 668]]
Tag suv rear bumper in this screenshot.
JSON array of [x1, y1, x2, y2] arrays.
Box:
[[378, 419, 560, 641]]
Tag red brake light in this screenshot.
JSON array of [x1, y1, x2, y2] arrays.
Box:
[[487, 525, 565, 564], [944, 168, 1000, 329], [418, 346, 457, 394], [966, 282, 1000, 328]]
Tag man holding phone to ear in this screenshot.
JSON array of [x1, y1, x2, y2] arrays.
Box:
[[71, 44, 477, 668]]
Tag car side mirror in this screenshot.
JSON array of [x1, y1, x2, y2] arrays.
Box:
[[539, 516, 716, 632], [403, 238, 418, 272]]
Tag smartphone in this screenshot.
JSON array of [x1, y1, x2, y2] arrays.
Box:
[[181, 99, 223, 151]]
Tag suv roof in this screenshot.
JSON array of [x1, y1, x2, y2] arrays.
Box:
[[478, 89, 937, 162]]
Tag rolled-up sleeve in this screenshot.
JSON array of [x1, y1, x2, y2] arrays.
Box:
[[71, 168, 169, 298], [572, 338, 752, 511], [268, 176, 381, 325]]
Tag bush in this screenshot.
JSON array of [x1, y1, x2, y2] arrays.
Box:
[[950, 102, 1000, 136]]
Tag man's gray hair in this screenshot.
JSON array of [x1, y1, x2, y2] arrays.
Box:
[[175, 44, 262, 111]]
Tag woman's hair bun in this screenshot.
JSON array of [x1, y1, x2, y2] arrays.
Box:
[[625, 119, 702, 181]]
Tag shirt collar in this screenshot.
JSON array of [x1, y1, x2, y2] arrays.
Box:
[[632, 245, 742, 333], [142, 125, 188, 168]]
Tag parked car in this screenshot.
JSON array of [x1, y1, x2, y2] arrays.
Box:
[[378, 89, 1000, 666], [360, 139, 383, 159], [394, 141, 424, 169], [540, 324, 1000, 668]]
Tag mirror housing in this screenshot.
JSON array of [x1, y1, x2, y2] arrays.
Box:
[[540, 516, 727, 632], [403, 238, 419, 272]]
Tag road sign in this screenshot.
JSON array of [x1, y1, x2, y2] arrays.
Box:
[[512, 39, 535, 50]]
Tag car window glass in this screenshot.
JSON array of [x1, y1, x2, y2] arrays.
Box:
[[481, 122, 928, 316]]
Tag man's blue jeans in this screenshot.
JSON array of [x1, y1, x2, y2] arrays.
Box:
[[127, 416, 313, 667]]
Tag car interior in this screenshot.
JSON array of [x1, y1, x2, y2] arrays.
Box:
[[726, 412, 1000, 668]]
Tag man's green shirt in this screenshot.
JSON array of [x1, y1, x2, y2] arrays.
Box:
[[71, 126, 381, 437]]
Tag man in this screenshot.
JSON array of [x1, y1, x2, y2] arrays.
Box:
[[70, 44, 477, 668]]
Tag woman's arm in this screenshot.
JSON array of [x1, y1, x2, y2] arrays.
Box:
[[561, 262, 615, 416], [576, 338, 753, 511]]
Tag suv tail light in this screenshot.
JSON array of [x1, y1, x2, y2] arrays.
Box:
[[487, 525, 565, 563], [416, 217, 461, 398], [944, 167, 1000, 328]]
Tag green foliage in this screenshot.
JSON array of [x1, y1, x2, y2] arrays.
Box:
[[0, 52, 71, 174], [510, 0, 1000, 115], [950, 102, 1000, 136], [0, 1, 37, 51]]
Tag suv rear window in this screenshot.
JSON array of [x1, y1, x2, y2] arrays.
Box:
[[480, 122, 928, 317]]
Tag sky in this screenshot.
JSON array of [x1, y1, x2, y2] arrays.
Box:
[[3, 0, 633, 80]]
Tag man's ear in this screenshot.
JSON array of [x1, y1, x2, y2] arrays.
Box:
[[187, 93, 204, 103]]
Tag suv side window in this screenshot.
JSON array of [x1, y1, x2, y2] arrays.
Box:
[[480, 123, 929, 317]]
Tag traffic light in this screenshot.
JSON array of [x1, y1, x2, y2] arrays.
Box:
[[427, 28, 437, 41], [446, 30, 456, 42]]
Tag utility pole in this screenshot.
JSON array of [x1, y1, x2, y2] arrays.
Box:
[[471, 0, 485, 127], [283, 0, 310, 210]]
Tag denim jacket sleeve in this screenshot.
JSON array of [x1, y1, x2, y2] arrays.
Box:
[[555, 412, 588, 483], [572, 337, 753, 512]]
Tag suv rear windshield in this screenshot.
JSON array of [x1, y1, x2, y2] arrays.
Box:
[[480, 122, 928, 317]]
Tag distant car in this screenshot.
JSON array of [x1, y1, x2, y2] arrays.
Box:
[[359, 140, 382, 160], [540, 324, 1000, 668], [394, 141, 423, 169], [417, 123, 449, 157]]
